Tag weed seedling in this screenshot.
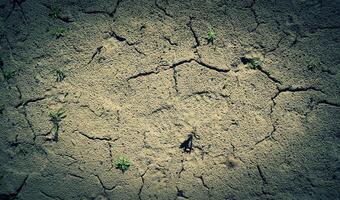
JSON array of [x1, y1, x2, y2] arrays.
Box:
[[53, 28, 65, 38], [115, 156, 130, 172], [241, 57, 261, 69], [3, 69, 16, 80], [49, 6, 61, 18], [49, 108, 66, 141], [207, 30, 216, 44], [248, 59, 261, 69], [55, 69, 66, 82]]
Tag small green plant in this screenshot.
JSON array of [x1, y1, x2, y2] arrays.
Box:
[[247, 59, 261, 69], [241, 57, 261, 69], [115, 156, 130, 172], [207, 30, 216, 44], [53, 27, 65, 38], [3, 69, 16, 80], [49, 6, 61, 18], [55, 69, 66, 82], [49, 108, 66, 140]]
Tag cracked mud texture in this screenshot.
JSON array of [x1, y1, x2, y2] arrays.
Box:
[[0, 0, 340, 199]]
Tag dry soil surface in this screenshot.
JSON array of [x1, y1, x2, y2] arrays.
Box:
[[0, 0, 340, 199]]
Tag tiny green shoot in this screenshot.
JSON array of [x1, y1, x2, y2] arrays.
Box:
[[247, 59, 261, 69], [49, 6, 61, 18], [3, 69, 16, 80], [115, 156, 130, 172], [207, 30, 216, 44], [241, 57, 261, 69], [49, 108, 66, 140], [53, 28, 65, 38], [56, 69, 66, 82]]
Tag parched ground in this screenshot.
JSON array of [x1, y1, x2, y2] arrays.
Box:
[[0, 0, 340, 199]]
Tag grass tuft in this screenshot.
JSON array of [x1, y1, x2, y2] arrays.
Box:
[[241, 57, 261, 69], [49, 108, 66, 140], [49, 6, 61, 18], [3, 69, 16, 80], [53, 28, 65, 39], [55, 69, 66, 82], [207, 30, 216, 44], [115, 156, 130, 172]]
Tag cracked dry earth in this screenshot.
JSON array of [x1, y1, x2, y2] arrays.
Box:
[[0, 0, 340, 199]]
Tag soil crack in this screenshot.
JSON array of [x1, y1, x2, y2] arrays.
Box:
[[178, 160, 185, 178], [109, 31, 127, 42], [5, 0, 28, 23], [82, 0, 122, 21], [317, 100, 340, 108], [40, 190, 63, 200], [155, 0, 172, 17], [247, 0, 262, 32], [95, 174, 117, 191], [41, 4, 74, 23], [108, 142, 114, 169], [176, 186, 189, 199], [0, 174, 29, 199], [195, 60, 230, 73], [184, 91, 230, 101], [13, 86, 46, 142], [138, 168, 148, 200], [68, 173, 84, 180], [88, 46, 103, 64], [128, 70, 158, 80], [163, 36, 178, 46], [173, 66, 179, 94], [257, 165, 267, 185], [187, 17, 200, 48], [15, 96, 46, 108], [77, 131, 115, 142], [150, 104, 174, 115], [127, 59, 195, 81], [256, 65, 282, 85]]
